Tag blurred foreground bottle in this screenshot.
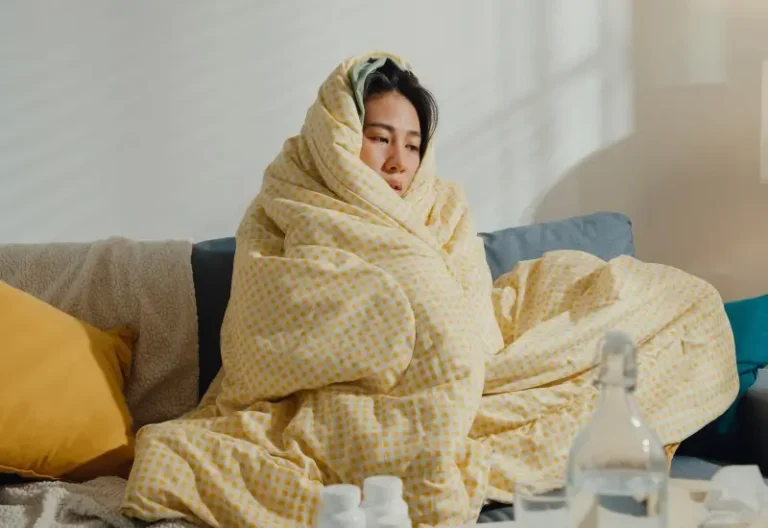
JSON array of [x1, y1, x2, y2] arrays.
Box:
[[566, 330, 668, 527]]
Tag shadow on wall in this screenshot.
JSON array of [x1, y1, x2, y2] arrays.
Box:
[[435, 0, 634, 233], [531, 0, 768, 302]]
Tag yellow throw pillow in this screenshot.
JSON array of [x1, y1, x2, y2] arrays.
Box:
[[0, 280, 135, 481]]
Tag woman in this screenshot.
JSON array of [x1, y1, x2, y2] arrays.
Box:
[[122, 53, 738, 528]]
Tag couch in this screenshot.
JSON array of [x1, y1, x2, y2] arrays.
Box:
[[189, 211, 763, 523], [1, 211, 761, 525]]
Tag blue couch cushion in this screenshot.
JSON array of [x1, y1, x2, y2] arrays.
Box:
[[191, 237, 236, 398], [741, 369, 768, 473], [192, 212, 636, 399], [679, 294, 768, 463], [479, 212, 635, 281], [713, 294, 768, 433]]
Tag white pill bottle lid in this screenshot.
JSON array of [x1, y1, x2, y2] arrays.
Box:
[[361, 476, 410, 528], [316, 484, 366, 528]]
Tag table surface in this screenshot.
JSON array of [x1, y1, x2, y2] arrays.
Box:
[[464, 477, 768, 528], [464, 479, 709, 527]]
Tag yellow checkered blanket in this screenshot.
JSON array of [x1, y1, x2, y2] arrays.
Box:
[[121, 53, 738, 528]]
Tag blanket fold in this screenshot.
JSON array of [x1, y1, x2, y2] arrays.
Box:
[[121, 53, 739, 528]]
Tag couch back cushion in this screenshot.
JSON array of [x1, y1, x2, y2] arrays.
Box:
[[192, 211, 635, 398], [191, 237, 236, 397], [480, 212, 634, 281]]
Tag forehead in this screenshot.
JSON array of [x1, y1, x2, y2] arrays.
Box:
[[364, 92, 420, 131]]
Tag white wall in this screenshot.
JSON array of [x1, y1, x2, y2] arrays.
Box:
[[1, 0, 766, 300]]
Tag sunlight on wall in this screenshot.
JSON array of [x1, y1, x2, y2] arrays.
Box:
[[647, 0, 727, 86], [438, 0, 633, 230], [686, 0, 727, 84]]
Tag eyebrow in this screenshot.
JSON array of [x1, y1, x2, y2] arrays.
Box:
[[364, 122, 421, 139]]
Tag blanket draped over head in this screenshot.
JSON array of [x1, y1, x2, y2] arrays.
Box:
[[121, 52, 739, 527]]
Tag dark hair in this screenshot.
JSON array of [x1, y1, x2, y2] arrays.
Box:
[[362, 59, 439, 159]]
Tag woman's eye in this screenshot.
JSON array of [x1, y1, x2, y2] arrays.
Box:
[[407, 144, 419, 152], [375, 137, 389, 144]]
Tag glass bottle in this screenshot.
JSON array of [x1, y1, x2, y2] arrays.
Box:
[[566, 330, 668, 527]]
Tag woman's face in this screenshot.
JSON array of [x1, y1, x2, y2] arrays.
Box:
[[360, 91, 421, 196]]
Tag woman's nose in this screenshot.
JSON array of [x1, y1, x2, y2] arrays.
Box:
[[384, 148, 406, 173]]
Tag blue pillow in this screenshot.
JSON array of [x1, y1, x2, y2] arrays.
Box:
[[714, 294, 768, 433], [479, 212, 635, 281]]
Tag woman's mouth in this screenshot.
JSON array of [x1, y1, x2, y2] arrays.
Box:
[[388, 182, 403, 194]]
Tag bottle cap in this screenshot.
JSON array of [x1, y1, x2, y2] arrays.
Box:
[[604, 329, 633, 349], [597, 329, 637, 388], [321, 484, 361, 513], [363, 475, 403, 503]]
